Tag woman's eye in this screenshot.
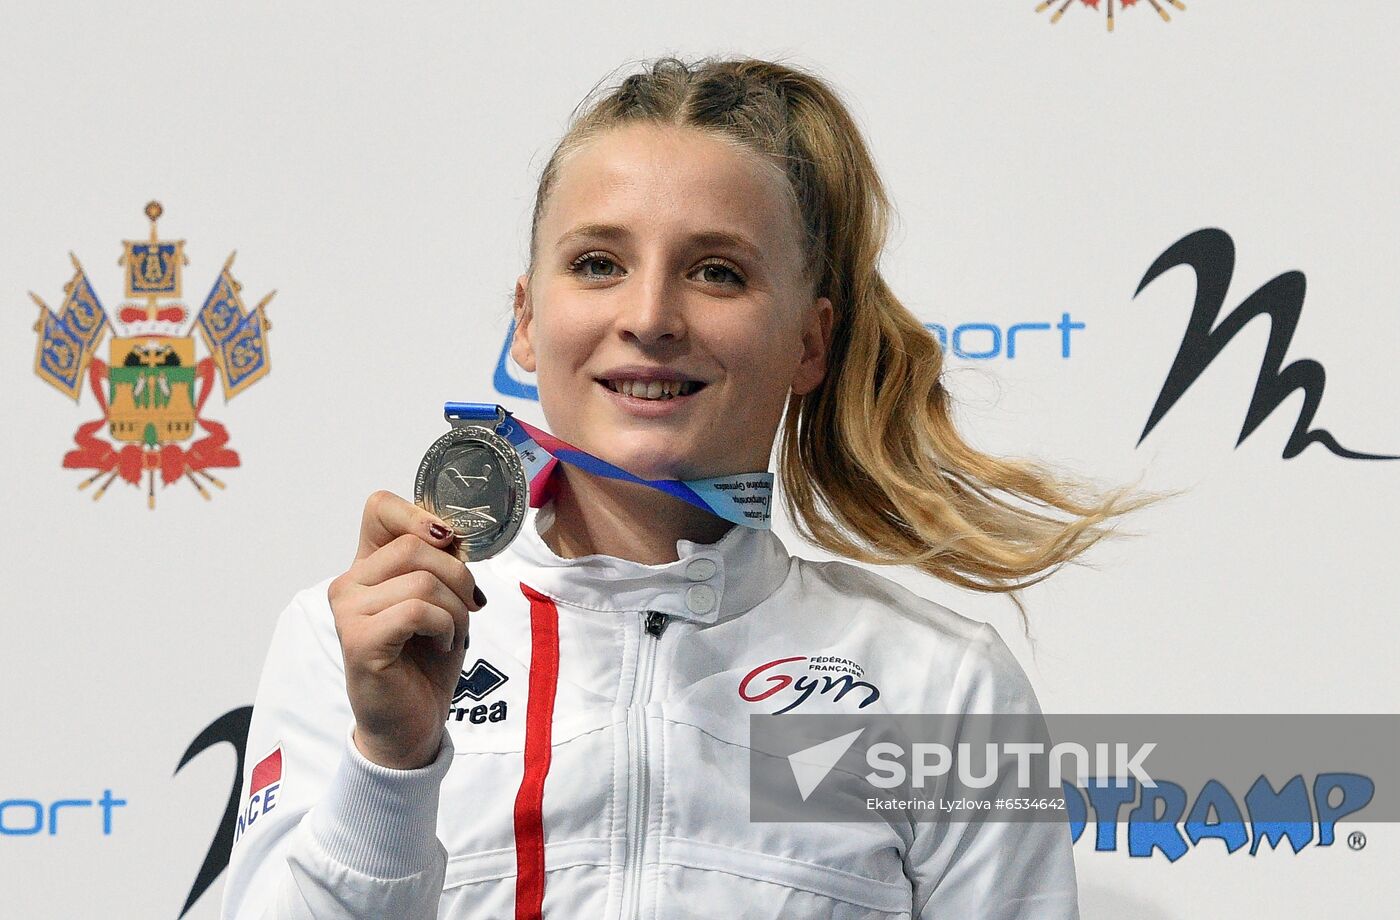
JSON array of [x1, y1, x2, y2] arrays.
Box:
[[696, 261, 745, 286], [569, 252, 620, 278]]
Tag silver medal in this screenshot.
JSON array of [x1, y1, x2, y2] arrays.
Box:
[[414, 406, 528, 562]]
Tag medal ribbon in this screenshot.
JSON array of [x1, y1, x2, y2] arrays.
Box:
[[444, 402, 773, 529]]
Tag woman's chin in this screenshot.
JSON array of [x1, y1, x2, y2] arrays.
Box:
[[611, 456, 691, 482], [617, 449, 719, 483]]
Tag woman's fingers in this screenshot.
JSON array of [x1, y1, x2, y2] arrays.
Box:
[[345, 570, 473, 654], [352, 532, 483, 613], [355, 489, 458, 563], [359, 597, 459, 659]]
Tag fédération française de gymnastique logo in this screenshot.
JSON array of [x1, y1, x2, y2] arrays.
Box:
[[28, 201, 275, 508], [1035, 0, 1186, 31]]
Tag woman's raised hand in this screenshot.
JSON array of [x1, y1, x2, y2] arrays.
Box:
[[328, 490, 487, 770]]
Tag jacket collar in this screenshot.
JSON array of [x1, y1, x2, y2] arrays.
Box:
[[495, 498, 793, 625]]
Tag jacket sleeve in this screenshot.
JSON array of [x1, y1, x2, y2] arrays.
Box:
[[903, 621, 1080, 920], [220, 578, 456, 920]]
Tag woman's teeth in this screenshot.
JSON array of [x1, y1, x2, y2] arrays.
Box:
[[604, 379, 700, 400]]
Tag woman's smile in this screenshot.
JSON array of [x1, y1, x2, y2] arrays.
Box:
[[595, 366, 711, 418], [596, 375, 705, 418]]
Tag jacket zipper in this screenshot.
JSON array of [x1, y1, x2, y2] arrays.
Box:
[[621, 610, 669, 919]]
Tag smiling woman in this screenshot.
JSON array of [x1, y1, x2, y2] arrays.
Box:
[[507, 116, 835, 561], [222, 55, 1174, 920]]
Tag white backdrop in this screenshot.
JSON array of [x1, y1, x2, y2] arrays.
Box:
[[2, 2, 1396, 918]]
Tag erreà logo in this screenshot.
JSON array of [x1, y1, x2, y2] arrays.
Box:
[[450, 658, 509, 724], [1134, 228, 1397, 462]]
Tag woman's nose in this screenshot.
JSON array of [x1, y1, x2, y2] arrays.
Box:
[[616, 269, 686, 345]]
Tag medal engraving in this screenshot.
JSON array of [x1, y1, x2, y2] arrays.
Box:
[[415, 419, 527, 562]]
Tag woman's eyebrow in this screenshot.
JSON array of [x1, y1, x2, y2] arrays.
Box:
[[556, 223, 766, 264], [557, 222, 629, 248], [689, 230, 765, 264]]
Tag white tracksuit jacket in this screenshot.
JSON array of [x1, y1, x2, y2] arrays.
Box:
[[220, 498, 1080, 919]]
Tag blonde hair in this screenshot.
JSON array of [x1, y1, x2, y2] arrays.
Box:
[[524, 56, 1174, 631]]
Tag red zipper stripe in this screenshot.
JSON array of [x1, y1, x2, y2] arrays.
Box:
[[513, 583, 560, 920]]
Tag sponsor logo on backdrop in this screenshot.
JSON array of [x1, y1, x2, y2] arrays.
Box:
[[1135, 228, 1397, 461], [177, 706, 252, 918], [27, 201, 277, 508], [0, 790, 127, 836], [1036, 0, 1187, 32], [1065, 773, 1374, 858], [924, 313, 1084, 360], [494, 317, 538, 400]]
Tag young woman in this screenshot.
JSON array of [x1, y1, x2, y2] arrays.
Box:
[[222, 56, 1155, 920]]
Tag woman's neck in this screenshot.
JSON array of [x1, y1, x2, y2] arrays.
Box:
[[541, 465, 735, 564]]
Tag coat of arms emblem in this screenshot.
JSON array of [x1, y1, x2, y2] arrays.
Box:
[[29, 201, 275, 508], [1035, 0, 1186, 31]]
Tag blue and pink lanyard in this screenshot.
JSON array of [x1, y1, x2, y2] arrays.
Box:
[[444, 402, 774, 529]]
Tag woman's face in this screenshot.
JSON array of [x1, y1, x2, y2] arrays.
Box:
[[511, 122, 833, 483]]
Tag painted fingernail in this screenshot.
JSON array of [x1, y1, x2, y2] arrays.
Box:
[[429, 522, 450, 540], [463, 630, 471, 650], [473, 585, 487, 607]]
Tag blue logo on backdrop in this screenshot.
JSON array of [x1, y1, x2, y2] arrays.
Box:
[[0, 791, 127, 836], [494, 317, 537, 400], [1065, 773, 1375, 860], [924, 313, 1085, 360]]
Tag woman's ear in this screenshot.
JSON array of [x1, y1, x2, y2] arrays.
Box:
[[509, 273, 537, 373], [791, 295, 834, 396]]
